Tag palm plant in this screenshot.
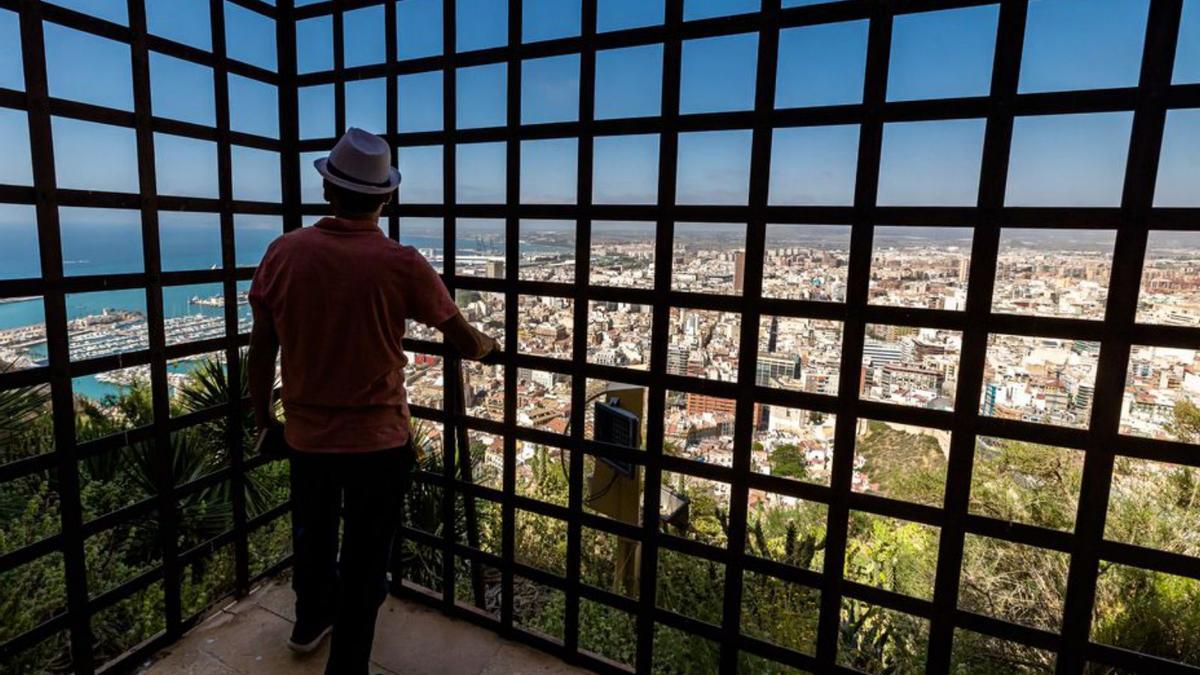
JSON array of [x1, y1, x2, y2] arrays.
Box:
[[0, 376, 52, 465], [70, 353, 274, 569], [171, 350, 276, 535], [174, 352, 256, 435], [0, 378, 49, 435], [0, 380, 56, 553]]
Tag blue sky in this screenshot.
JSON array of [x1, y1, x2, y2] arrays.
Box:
[[0, 0, 1196, 232]]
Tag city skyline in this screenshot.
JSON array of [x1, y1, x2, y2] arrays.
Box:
[[7, 227, 1195, 442], [2, 1, 1199, 205]]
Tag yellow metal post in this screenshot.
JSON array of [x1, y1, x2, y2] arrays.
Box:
[[586, 385, 644, 596]]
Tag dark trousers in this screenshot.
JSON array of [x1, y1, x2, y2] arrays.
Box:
[[290, 446, 411, 675]]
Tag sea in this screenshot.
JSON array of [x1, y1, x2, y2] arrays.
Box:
[[1, 222, 272, 399], [0, 221, 569, 400]]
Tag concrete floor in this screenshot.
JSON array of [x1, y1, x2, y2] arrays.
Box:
[[140, 576, 589, 675]]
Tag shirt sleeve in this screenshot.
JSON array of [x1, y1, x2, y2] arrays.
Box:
[[406, 251, 459, 328], [247, 240, 280, 314]]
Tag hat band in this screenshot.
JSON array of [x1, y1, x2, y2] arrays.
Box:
[[326, 158, 393, 189]]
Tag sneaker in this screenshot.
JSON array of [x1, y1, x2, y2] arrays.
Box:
[[287, 618, 333, 654]]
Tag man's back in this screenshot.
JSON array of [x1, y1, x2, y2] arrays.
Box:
[[246, 128, 499, 675], [249, 216, 456, 452]]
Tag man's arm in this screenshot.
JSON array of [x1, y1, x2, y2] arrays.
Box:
[[437, 311, 499, 360], [248, 304, 281, 429]]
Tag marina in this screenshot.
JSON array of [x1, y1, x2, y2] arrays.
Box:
[[1, 292, 252, 401]]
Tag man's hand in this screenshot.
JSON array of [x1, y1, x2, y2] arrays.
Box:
[[248, 303, 281, 433], [438, 312, 501, 361], [253, 418, 288, 458], [477, 334, 502, 363]]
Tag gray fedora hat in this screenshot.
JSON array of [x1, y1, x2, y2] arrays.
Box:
[[314, 127, 402, 195]]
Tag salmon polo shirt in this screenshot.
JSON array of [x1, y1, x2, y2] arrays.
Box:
[[248, 216, 458, 453]]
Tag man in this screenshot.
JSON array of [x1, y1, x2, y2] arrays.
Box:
[[248, 128, 499, 675]]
